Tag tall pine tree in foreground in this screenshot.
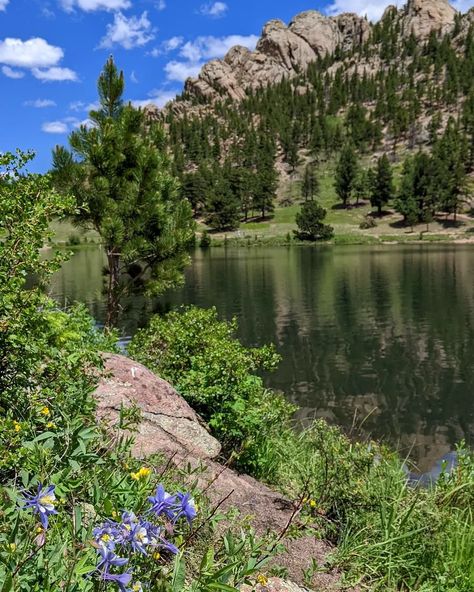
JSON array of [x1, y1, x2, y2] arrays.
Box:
[[52, 57, 195, 328]]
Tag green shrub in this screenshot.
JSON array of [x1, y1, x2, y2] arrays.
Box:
[[359, 215, 377, 229], [129, 306, 295, 469]]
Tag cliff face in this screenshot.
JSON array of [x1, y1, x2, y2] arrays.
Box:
[[179, 0, 459, 104], [184, 11, 371, 102], [399, 0, 457, 39]]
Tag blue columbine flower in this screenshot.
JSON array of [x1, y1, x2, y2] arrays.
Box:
[[93, 521, 123, 550], [100, 571, 133, 592], [96, 547, 129, 572], [21, 484, 58, 529], [148, 485, 177, 520], [127, 521, 150, 555], [174, 492, 197, 524], [157, 536, 179, 555]]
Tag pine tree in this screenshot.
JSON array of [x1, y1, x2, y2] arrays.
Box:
[[352, 168, 370, 206], [294, 202, 334, 241], [370, 154, 394, 215], [302, 163, 319, 201], [205, 171, 241, 231], [52, 57, 195, 328], [335, 143, 358, 207], [253, 132, 277, 219]]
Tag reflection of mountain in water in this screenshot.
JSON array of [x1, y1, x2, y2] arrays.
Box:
[[49, 245, 474, 471]]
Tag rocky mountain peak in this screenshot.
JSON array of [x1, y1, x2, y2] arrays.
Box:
[[178, 0, 459, 106], [401, 0, 457, 38]]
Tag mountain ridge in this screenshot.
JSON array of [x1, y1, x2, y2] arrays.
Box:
[[157, 0, 463, 109]]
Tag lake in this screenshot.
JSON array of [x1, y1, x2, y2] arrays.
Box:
[[49, 244, 474, 471]]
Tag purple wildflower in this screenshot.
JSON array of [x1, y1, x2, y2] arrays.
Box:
[[100, 571, 133, 592], [96, 547, 129, 571], [148, 484, 177, 520], [174, 492, 197, 524], [127, 521, 150, 555], [93, 520, 123, 549], [156, 536, 179, 555], [21, 484, 58, 529]]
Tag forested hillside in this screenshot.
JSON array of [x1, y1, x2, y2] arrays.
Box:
[[147, 0, 474, 233]]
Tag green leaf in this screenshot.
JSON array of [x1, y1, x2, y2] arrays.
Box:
[[172, 553, 186, 592], [0, 573, 12, 592]]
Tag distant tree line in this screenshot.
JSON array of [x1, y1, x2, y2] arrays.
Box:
[[163, 12, 474, 231]]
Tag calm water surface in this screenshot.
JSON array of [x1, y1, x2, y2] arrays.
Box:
[[50, 244, 474, 470]]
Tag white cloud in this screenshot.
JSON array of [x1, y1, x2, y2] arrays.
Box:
[[132, 88, 180, 108], [180, 34, 258, 61], [60, 0, 131, 12], [149, 36, 184, 57], [42, 116, 94, 134], [24, 98, 57, 107], [42, 120, 69, 133], [165, 34, 258, 82], [325, 0, 396, 22], [100, 11, 155, 49], [130, 70, 138, 83], [0, 0, 10, 11], [0, 37, 63, 68], [164, 61, 202, 82], [69, 100, 99, 111], [2, 65, 25, 79], [156, 0, 166, 9], [32, 66, 78, 81], [0, 37, 76, 81], [199, 1, 228, 18]]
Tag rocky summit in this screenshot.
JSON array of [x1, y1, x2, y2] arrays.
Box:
[[166, 0, 461, 105]]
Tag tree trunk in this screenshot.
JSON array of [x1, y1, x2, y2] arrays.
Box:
[[106, 250, 121, 330]]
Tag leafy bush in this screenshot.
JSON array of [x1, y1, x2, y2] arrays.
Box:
[[129, 306, 295, 470], [359, 215, 377, 229]]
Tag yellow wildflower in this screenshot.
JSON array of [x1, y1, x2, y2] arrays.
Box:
[[13, 421, 21, 432], [46, 422, 56, 429], [36, 526, 43, 534], [256, 574, 268, 586], [40, 407, 50, 416], [153, 551, 161, 561], [309, 500, 317, 508], [112, 511, 118, 518], [131, 467, 151, 481], [8, 543, 16, 552]]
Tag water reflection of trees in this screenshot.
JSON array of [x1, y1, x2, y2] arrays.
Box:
[[51, 245, 474, 468]]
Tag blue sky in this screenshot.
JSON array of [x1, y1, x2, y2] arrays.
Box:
[[0, 0, 471, 172]]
